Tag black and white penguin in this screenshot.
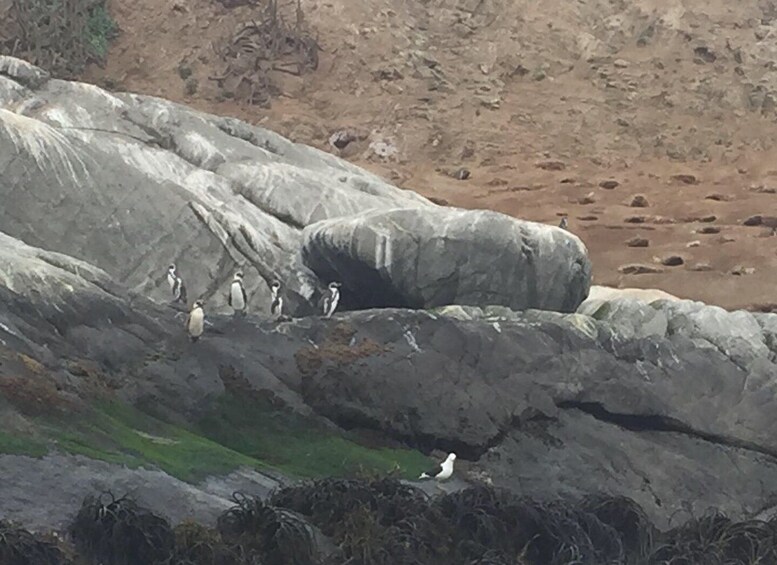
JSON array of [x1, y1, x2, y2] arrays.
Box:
[[419, 453, 457, 481], [228, 271, 247, 317], [167, 264, 187, 304], [270, 280, 283, 319], [185, 300, 205, 342], [320, 282, 342, 318], [559, 216, 569, 230]]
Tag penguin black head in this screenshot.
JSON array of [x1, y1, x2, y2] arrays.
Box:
[[193, 300, 204, 309], [328, 281, 342, 290], [271, 280, 282, 290], [234, 271, 244, 280], [168, 264, 176, 272]]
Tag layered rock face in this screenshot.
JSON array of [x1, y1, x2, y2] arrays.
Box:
[[1, 57, 777, 534], [301, 207, 591, 312], [2, 229, 777, 530]]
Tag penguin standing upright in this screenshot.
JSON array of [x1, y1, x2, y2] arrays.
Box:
[[559, 216, 569, 230], [167, 264, 187, 304], [185, 300, 205, 342], [320, 282, 342, 318], [228, 271, 247, 317], [270, 280, 283, 319]]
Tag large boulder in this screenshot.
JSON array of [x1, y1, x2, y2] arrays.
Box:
[[301, 207, 592, 312], [0, 56, 429, 316]]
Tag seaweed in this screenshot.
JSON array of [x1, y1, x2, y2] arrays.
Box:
[[0, 520, 69, 565], [217, 492, 317, 565], [69, 492, 175, 565]]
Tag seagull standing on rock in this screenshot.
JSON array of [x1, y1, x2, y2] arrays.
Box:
[[419, 453, 457, 481], [228, 271, 247, 317], [320, 282, 342, 318], [167, 264, 187, 304]]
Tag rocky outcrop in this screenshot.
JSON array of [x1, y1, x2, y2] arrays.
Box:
[[0, 55, 428, 317], [3, 231, 777, 531], [0, 56, 591, 317], [302, 207, 591, 312]]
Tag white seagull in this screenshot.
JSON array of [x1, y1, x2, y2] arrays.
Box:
[[418, 452, 457, 481]]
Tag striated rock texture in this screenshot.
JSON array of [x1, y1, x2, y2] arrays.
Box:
[[0, 56, 428, 317], [302, 207, 591, 312], [2, 231, 777, 531], [0, 56, 591, 316]]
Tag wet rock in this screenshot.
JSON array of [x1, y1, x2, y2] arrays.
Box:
[[661, 255, 684, 266], [732, 266, 756, 276], [451, 167, 471, 180], [624, 216, 646, 223], [671, 174, 699, 185], [697, 226, 721, 234], [618, 264, 664, 274], [536, 160, 565, 171], [626, 237, 649, 247], [630, 194, 649, 207], [599, 180, 620, 189], [577, 192, 596, 205]]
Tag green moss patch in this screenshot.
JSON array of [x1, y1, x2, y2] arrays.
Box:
[[3, 396, 430, 484], [43, 401, 261, 483], [194, 394, 430, 480], [0, 430, 48, 458]]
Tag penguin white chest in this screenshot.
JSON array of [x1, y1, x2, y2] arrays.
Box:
[[188, 308, 204, 337], [230, 282, 245, 310], [167, 272, 177, 292], [327, 290, 340, 316]]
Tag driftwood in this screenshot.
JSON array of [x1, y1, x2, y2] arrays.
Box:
[[210, 0, 319, 106]]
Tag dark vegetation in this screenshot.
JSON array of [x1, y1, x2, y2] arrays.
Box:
[[6, 481, 777, 564], [211, 0, 319, 106], [3, 0, 117, 77]]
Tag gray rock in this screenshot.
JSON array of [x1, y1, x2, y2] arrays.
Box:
[[0, 57, 430, 317], [0, 453, 278, 531], [301, 207, 592, 312]]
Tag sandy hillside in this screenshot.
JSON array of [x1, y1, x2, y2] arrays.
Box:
[[82, 0, 777, 310]]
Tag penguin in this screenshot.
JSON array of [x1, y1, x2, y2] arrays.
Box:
[[167, 264, 187, 304], [419, 453, 457, 481], [185, 300, 205, 342], [320, 282, 342, 318], [559, 216, 569, 230], [228, 271, 247, 317], [270, 280, 283, 319]]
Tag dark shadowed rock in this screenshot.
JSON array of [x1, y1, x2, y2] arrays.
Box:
[[300, 207, 592, 312]]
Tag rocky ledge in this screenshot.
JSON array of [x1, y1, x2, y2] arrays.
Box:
[[0, 56, 776, 550]]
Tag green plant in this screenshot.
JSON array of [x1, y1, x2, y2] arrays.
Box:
[[85, 2, 117, 60]]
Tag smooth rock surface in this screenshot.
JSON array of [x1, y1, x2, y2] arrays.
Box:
[[302, 207, 592, 312], [0, 56, 428, 317]]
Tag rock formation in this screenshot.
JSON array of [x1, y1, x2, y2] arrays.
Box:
[[0, 57, 776, 537]]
